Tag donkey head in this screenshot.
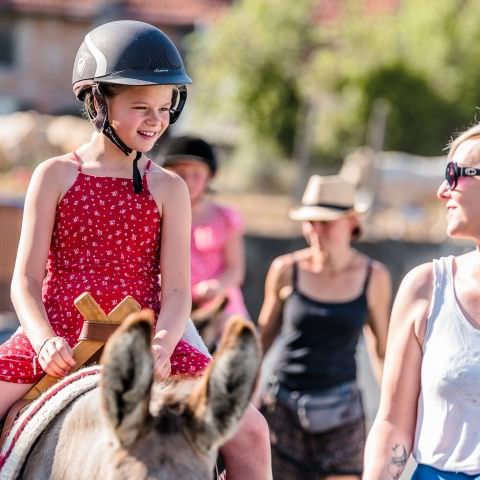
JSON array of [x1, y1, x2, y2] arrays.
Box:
[[100, 310, 261, 479]]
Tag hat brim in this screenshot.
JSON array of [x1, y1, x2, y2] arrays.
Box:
[[289, 205, 362, 222]]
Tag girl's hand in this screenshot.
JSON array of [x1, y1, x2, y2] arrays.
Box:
[[193, 279, 223, 303], [151, 339, 172, 380], [38, 336, 76, 378]]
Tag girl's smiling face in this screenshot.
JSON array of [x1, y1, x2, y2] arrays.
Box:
[[107, 84, 174, 152]]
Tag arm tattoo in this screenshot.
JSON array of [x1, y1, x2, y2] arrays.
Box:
[[387, 443, 408, 480]]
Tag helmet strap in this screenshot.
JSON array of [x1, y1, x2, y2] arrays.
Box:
[[102, 123, 132, 156], [92, 84, 143, 194], [132, 151, 143, 194], [169, 85, 188, 124]]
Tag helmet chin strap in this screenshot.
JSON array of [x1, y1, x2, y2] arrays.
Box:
[[103, 124, 143, 194], [92, 85, 143, 193]]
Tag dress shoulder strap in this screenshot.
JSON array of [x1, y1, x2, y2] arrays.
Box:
[[144, 159, 152, 175], [72, 151, 82, 172]]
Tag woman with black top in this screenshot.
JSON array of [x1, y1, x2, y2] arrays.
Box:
[[259, 175, 391, 480]]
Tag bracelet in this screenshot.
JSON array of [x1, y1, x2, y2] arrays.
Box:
[[37, 337, 55, 357]]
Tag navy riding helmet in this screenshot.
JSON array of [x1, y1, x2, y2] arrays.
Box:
[[162, 135, 218, 177]]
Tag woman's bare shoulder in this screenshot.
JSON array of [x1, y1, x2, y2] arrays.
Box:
[[271, 249, 308, 271], [269, 249, 309, 285], [392, 262, 435, 343], [399, 262, 434, 297]]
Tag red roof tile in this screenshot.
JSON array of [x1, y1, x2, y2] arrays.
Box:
[[312, 0, 400, 24], [0, 0, 231, 24]]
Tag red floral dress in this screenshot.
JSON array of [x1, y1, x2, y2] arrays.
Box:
[[0, 154, 209, 384]]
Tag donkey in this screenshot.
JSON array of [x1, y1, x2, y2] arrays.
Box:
[[19, 311, 261, 479], [191, 294, 229, 352]]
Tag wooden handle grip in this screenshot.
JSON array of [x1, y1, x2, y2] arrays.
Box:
[[22, 293, 141, 401]]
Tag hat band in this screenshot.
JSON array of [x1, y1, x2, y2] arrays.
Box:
[[312, 203, 353, 211]]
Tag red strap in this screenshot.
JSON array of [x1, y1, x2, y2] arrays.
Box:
[[0, 399, 30, 447], [72, 151, 82, 172], [145, 159, 152, 173]]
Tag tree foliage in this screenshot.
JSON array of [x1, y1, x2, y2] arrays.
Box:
[[185, 0, 480, 172], [186, 0, 314, 159]]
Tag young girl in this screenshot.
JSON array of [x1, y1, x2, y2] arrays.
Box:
[[162, 135, 250, 342], [0, 20, 209, 418], [0, 21, 272, 480]]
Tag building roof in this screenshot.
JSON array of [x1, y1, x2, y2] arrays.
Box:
[[0, 0, 231, 25], [313, 0, 400, 23]]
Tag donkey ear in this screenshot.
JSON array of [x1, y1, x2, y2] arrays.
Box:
[[189, 316, 261, 450], [100, 309, 154, 447]]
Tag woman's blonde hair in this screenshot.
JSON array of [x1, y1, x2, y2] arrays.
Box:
[[447, 124, 480, 162]]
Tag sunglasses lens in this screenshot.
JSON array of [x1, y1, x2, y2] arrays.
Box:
[[445, 162, 456, 189]]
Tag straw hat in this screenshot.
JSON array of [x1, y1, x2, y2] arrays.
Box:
[[289, 175, 366, 222]]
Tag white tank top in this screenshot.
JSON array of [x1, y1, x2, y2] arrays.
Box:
[[413, 256, 480, 473]]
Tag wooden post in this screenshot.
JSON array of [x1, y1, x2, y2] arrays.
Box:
[[23, 293, 141, 401]]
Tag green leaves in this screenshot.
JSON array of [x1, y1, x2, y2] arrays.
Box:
[[185, 0, 480, 175]]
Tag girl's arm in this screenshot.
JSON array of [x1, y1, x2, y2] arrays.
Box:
[[218, 230, 246, 290], [151, 172, 192, 373], [11, 158, 76, 377], [363, 263, 432, 479], [364, 260, 392, 382], [258, 256, 291, 354], [192, 211, 246, 302]]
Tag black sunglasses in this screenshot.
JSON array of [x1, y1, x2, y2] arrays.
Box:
[[445, 161, 480, 190]]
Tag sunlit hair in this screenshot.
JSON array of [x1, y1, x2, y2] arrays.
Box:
[[447, 124, 480, 165], [83, 84, 128, 123]]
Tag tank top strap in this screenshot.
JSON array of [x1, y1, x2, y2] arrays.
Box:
[[72, 151, 82, 172], [361, 259, 373, 294], [291, 261, 298, 290], [424, 256, 454, 342]]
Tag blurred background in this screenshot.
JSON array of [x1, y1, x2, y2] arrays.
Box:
[[0, 0, 478, 476]]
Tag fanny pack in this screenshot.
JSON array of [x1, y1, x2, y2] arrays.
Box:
[[273, 380, 364, 434]]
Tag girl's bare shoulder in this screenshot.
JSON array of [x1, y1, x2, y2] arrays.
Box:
[[30, 153, 79, 190], [146, 162, 186, 196]]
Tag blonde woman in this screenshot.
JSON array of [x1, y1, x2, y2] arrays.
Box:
[[364, 125, 480, 479]]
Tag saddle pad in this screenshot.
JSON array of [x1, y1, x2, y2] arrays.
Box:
[[0, 366, 101, 479]]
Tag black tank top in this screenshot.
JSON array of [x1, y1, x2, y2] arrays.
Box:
[[275, 260, 372, 392]]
